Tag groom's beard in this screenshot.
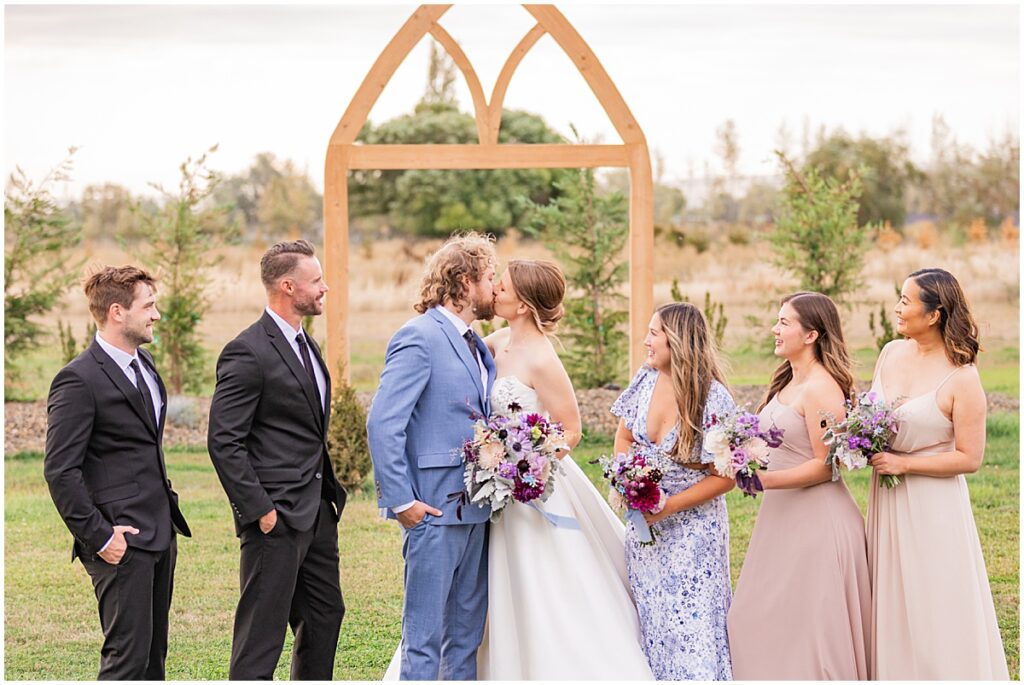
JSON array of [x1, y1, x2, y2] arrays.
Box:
[[471, 296, 495, 321]]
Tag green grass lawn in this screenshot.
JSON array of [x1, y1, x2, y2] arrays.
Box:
[[5, 415, 1018, 679], [9, 342, 1019, 399]]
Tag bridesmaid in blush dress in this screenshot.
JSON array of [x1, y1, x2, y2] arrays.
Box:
[[612, 302, 736, 680], [727, 292, 870, 680], [866, 268, 1007, 679]]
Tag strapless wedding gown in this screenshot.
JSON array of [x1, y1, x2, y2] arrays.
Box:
[[384, 376, 654, 680]]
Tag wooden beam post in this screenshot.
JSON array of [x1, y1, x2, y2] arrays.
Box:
[[323, 143, 350, 385], [628, 142, 654, 374], [325, 5, 655, 391]]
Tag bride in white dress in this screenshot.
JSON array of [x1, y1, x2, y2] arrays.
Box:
[[385, 259, 653, 680]]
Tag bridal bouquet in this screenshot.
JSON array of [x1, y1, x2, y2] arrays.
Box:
[[822, 391, 901, 487], [457, 404, 568, 522], [703, 411, 784, 498], [591, 452, 665, 545]]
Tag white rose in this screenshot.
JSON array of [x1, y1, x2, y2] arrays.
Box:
[[607, 488, 625, 512], [704, 429, 731, 459]]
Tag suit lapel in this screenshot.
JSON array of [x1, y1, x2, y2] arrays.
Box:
[[88, 342, 158, 438], [428, 308, 485, 408], [261, 313, 325, 431]]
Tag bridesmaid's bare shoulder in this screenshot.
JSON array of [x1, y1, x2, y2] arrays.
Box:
[[799, 366, 847, 417]]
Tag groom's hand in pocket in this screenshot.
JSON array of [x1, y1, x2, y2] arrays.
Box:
[[259, 508, 278, 534], [98, 525, 140, 565], [397, 501, 442, 529]]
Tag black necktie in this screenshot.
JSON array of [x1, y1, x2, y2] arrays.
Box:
[[296, 333, 319, 391], [129, 358, 156, 426], [463, 329, 480, 365]]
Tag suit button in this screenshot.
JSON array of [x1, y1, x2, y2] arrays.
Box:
[[315, 472, 322, 480]]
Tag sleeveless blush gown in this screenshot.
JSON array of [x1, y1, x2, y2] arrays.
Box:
[[728, 395, 871, 679], [867, 354, 1008, 680]]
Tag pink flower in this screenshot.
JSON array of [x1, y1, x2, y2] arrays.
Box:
[[478, 441, 505, 470]]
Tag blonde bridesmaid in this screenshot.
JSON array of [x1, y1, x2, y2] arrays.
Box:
[[728, 292, 871, 679], [867, 268, 1008, 679]]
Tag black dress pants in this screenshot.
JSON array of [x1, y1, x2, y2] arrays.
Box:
[[80, 537, 177, 680], [229, 498, 344, 680]]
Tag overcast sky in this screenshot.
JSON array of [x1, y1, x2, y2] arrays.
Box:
[[4, 3, 1019, 199]]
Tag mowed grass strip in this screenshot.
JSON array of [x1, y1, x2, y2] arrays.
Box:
[[5, 414, 1018, 679]]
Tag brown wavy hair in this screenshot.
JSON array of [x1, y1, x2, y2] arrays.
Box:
[[414, 232, 497, 314], [758, 292, 856, 411], [656, 302, 729, 463], [507, 259, 565, 334], [908, 267, 981, 366], [84, 265, 157, 325]]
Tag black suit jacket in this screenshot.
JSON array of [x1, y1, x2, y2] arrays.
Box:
[[44, 342, 191, 560], [208, 312, 347, 536]]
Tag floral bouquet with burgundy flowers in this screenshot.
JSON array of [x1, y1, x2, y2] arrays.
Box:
[[822, 391, 901, 487], [591, 452, 666, 545], [703, 411, 784, 498], [456, 403, 568, 522]]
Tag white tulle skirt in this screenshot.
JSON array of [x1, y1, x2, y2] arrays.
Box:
[[383, 456, 654, 680]]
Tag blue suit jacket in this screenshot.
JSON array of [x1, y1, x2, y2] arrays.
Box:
[[367, 308, 495, 525]]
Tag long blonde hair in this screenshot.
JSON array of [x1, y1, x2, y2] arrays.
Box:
[[414, 232, 496, 314], [759, 291, 855, 411], [657, 303, 728, 462]]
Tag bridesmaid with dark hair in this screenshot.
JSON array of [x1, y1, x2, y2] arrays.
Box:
[[867, 268, 1008, 679], [728, 291, 871, 680]]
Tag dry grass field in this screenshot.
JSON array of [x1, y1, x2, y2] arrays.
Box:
[[14, 230, 1018, 397]]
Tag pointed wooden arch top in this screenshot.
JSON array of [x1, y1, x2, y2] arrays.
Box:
[[324, 4, 653, 385]]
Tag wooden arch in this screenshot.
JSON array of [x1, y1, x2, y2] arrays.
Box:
[[323, 4, 653, 384]]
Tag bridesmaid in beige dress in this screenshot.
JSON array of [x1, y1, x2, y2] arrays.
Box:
[[867, 268, 1008, 679], [728, 292, 871, 679]]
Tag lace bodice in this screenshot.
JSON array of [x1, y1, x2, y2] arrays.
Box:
[[490, 376, 543, 417]]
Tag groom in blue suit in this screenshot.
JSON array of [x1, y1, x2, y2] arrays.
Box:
[[368, 233, 498, 680]]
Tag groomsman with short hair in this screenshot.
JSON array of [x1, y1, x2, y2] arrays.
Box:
[[208, 239, 347, 680], [44, 265, 191, 680]]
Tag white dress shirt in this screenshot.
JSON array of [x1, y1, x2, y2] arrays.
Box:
[[93, 332, 164, 552], [264, 307, 327, 411]]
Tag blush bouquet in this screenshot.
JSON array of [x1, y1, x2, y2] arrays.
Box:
[[822, 392, 901, 487], [702, 411, 784, 497]]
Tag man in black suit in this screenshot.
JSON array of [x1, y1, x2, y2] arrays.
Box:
[[208, 239, 347, 680], [44, 265, 191, 680]]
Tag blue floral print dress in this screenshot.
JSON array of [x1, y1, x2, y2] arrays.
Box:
[[611, 365, 735, 680]]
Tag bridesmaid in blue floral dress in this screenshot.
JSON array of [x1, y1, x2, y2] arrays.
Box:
[[611, 302, 736, 680]]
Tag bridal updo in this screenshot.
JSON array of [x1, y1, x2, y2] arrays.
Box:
[[507, 259, 566, 334]]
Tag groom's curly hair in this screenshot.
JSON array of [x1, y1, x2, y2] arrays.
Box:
[[414, 232, 496, 314]]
